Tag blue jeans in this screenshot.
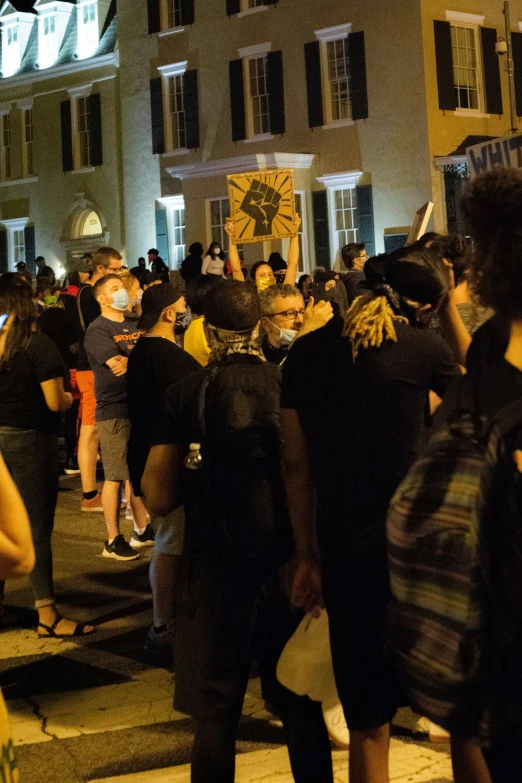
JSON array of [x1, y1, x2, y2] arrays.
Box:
[[0, 427, 59, 608]]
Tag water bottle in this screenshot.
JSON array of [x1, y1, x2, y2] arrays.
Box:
[[185, 443, 203, 471]]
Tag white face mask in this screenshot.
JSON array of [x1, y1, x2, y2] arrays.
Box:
[[267, 319, 297, 347]]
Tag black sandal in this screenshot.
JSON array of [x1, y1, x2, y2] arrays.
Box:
[[37, 614, 96, 638]]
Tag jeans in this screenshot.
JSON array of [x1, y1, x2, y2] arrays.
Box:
[[0, 427, 59, 608]]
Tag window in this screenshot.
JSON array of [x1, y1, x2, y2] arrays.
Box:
[[2, 219, 28, 271], [0, 114, 11, 181], [43, 15, 57, 60], [208, 198, 243, 259], [2, 24, 21, 76], [75, 97, 91, 168], [23, 108, 34, 177], [294, 193, 309, 273], [247, 55, 270, 136], [167, 0, 182, 28], [12, 229, 25, 267], [169, 205, 185, 267], [77, 1, 98, 57], [326, 38, 350, 121], [450, 24, 482, 110], [7, 27, 17, 46], [334, 188, 358, 249], [247, 0, 264, 7], [167, 74, 186, 150]]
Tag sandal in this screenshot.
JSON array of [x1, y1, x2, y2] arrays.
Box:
[[37, 614, 96, 639]]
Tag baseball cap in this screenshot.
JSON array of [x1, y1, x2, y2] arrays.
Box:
[[138, 282, 185, 330]]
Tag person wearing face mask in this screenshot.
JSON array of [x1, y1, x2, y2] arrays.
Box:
[[84, 275, 153, 561], [127, 283, 200, 656], [259, 284, 334, 365], [202, 242, 226, 277]]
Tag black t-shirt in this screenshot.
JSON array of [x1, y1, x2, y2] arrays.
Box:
[[0, 333, 66, 433], [281, 320, 459, 558], [127, 336, 200, 494], [38, 308, 78, 369], [261, 334, 288, 365], [76, 285, 101, 371], [180, 254, 203, 282], [466, 314, 510, 372], [37, 266, 56, 285], [84, 316, 143, 421]]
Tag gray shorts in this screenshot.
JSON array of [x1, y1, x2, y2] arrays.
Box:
[[150, 506, 185, 556], [97, 418, 131, 482]]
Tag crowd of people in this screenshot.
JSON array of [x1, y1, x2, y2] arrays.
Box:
[[0, 168, 521, 782]]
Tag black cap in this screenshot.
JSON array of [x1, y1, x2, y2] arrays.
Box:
[[138, 282, 185, 330]]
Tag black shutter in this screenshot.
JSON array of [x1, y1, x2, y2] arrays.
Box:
[[226, 0, 240, 14], [434, 20, 456, 111], [229, 59, 246, 142], [60, 99, 73, 172], [312, 190, 331, 270], [147, 0, 161, 34], [481, 27, 503, 115], [150, 77, 165, 154], [356, 185, 375, 258], [0, 231, 7, 274], [24, 225, 35, 267], [304, 41, 324, 128], [155, 208, 169, 266], [184, 69, 200, 149], [88, 93, 103, 167], [348, 32, 368, 120], [512, 32, 522, 116], [264, 0, 278, 5], [267, 50, 285, 135], [181, 0, 195, 25]]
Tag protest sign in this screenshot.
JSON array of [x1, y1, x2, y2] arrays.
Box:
[[227, 169, 297, 243], [466, 133, 522, 179]]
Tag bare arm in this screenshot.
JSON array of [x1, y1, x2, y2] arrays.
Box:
[[0, 453, 35, 579], [224, 220, 245, 282], [141, 443, 185, 516], [438, 261, 471, 367], [284, 214, 302, 286], [40, 377, 73, 413]]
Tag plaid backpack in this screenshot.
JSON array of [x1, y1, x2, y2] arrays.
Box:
[[386, 373, 522, 739]]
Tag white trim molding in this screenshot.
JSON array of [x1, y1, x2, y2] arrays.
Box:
[[158, 194, 184, 208], [238, 42, 272, 59], [158, 60, 188, 77], [158, 27, 185, 37], [243, 132, 274, 144], [0, 175, 38, 187], [315, 23, 352, 42], [167, 152, 315, 180], [67, 83, 92, 98], [16, 97, 33, 109], [323, 118, 354, 130], [434, 155, 467, 168], [445, 10, 485, 25], [0, 52, 118, 88], [237, 4, 268, 18], [1, 216, 28, 229], [316, 170, 363, 189]]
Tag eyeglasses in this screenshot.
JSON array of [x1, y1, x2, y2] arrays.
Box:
[[271, 309, 305, 320], [109, 266, 122, 274]]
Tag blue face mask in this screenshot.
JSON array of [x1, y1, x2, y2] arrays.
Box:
[[267, 319, 297, 347], [111, 289, 130, 311]]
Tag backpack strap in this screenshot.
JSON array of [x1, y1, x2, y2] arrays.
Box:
[[195, 366, 219, 440]]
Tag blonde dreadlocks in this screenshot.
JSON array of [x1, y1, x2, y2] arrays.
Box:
[[342, 292, 408, 361]]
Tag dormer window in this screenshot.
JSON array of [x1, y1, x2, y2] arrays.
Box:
[[0, 3, 35, 78], [77, 0, 99, 59], [35, 1, 73, 70], [43, 15, 57, 59], [7, 26, 16, 45]]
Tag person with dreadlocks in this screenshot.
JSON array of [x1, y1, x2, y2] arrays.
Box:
[[280, 248, 461, 783], [142, 279, 335, 783]]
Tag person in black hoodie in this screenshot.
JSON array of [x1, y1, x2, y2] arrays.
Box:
[[180, 243, 204, 282]]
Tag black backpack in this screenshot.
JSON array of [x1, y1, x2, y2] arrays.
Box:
[[183, 360, 292, 561]]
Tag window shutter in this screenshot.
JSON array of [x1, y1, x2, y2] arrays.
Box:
[[434, 20, 456, 111], [229, 59, 246, 142], [24, 225, 35, 267], [147, 0, 161, 33], [511, 32, 522, 116], [263, 0, 278, 5], [184, 69, 200, 149], [355, 185, 375, 258], [304, 41, 324, 128], [155, 208, 169, 266], [481, 27, 503, 115], [0, 231, 7, 274], [150, 77, 165, 155], [267, 50, 285, 135], [60, 100, 73, 172], [312, 190, 331, 269], [88, 93, 103, 167], [226, 0, 240, 14], [181, 0, 195, 25], [348, 32, 368, 121]]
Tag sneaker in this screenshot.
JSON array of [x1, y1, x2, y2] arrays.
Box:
[[64, 457, 81, 475], [143, 624, 173, 656], [102, 534, 140, 561], [130, 524, 155, 549], [81, 492, 103, 513]]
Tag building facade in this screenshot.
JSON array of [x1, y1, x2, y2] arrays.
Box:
[[2, 0, 522, 275]]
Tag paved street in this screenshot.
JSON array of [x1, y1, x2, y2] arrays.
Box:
[[0, 473, 453, 783]]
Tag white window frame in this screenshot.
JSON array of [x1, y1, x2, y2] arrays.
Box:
[[158, 61, 188, 153], [161, 0, 183, 31], [281, 191, 310, 274], [317, 171, 363, 268], [315, 24, 354, 130], [35, 0, 74, 69], [1, 218, 28, 271], [238, 42, 273, 142], [206, 197, 231, 254], [68, 86, 93, 171], [77, 0, 99, 59], [159, 194, 186, 269], [0, 109, 11, 182], [238, 0, 267, 16], [448, 20, 486, 117], [0, 9, 35, 78], [21, 105, 34, 177]]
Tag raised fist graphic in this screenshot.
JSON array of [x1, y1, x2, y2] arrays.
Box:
[[241, 179, 282, 237]]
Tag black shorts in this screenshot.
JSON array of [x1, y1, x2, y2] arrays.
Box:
[[322, 533, 405, 732], [174, 549, 299, 722]]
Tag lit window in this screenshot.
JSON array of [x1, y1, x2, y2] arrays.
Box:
[[167, 0, 182, 29], [168, 74, 186, 150], [451, 24, 482, 111], [247, 55, 270, 136], [246, 0, 264, 7], [334, 188, 358, 249], [208, 198, 243, 259], [43, 15, 57, 59], [326, 38, 351, 121], [75, 97, 91, 168], [2, 24, 21, 75], [13, 229, 25, 267], [0, 114, 11, 181], [77, 1, 99, 58], [170, 206, 185, 267], [23, 108, 34, 177], [293, 193, 309, 273], [7, 27, 17, 45]]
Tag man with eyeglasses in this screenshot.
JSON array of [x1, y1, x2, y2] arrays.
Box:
[[259, 284, 334, 365]]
